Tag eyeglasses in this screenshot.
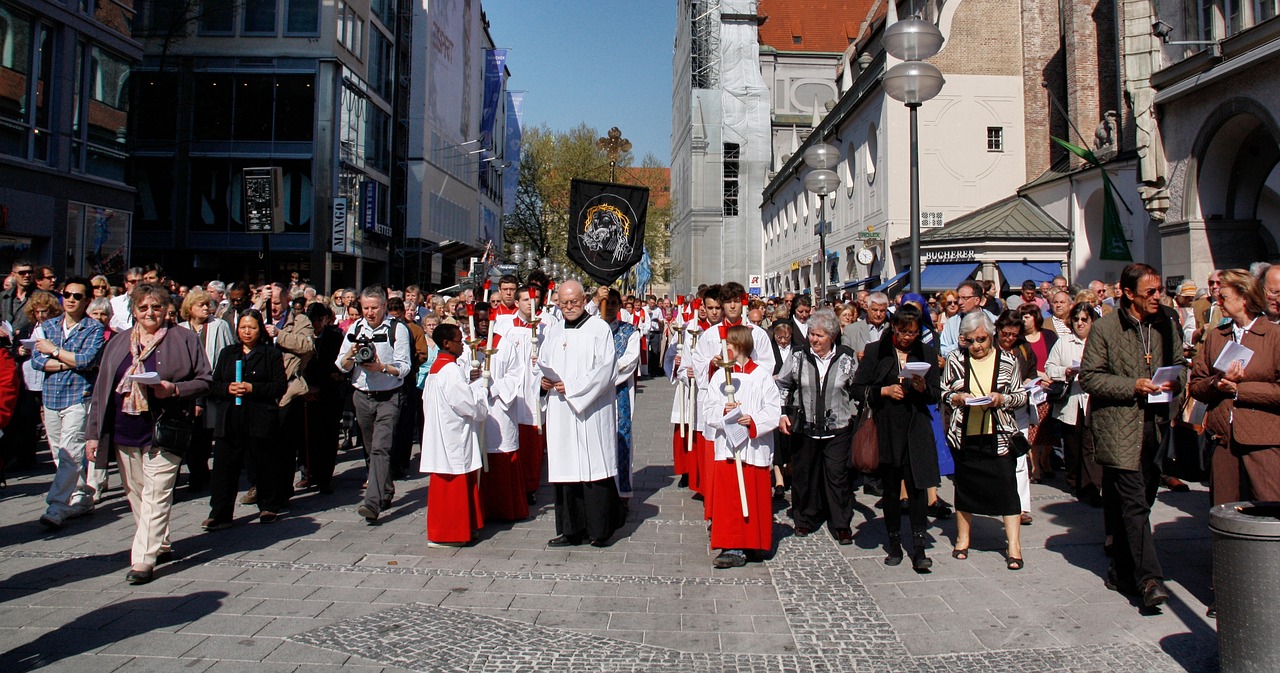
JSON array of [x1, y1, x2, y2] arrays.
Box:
[[135, 303, 165, 313], [945, 300, 958, 306], [1266, 289, 1280, 299], [967, 336, 991, 344], [41, 276, 56, 282], [957, 295, 978, 302], [125, 277, 141, 284], [14, 269, 31, 276], [1072, 317, 1092, 323], [892, 328, 920, 338], [1134, 287, 1164, 298], [62, 291, 85, 301], [559, 298, 585, 307]]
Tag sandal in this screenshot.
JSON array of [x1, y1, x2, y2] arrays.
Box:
[[1006, 555, 1024, 571], [951, 547, 969, 560]]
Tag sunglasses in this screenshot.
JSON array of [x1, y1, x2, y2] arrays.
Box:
[[14, 269, 31, 275], [62, 291, 86, 301]]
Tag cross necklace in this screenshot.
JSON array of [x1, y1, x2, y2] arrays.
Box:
[[1139, 322, 1154, 368]]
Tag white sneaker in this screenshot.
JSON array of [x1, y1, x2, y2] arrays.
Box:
[[39, 511, 64, 529], [68, 500, 95, 518]]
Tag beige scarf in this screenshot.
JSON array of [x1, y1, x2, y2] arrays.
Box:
[[115, 326, 168, 415]]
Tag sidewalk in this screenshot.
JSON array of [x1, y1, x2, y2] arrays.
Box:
[[0, 379, 1218, 672]]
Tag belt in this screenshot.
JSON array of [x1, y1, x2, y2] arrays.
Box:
[[357, 388, 398, 400]]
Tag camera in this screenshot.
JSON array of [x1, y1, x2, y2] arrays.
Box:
[[347, 332, 387, 365]]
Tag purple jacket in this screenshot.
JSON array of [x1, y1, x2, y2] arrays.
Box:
[[85, 325, 212, 464]]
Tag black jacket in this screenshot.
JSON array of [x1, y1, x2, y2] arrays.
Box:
[[210, 343, 286, 439], [850, 330, 942, 488]]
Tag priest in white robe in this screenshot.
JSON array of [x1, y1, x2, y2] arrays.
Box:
[[538, 280, 623, 547]]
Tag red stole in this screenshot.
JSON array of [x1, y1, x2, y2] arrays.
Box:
[[430, 352, 458, 375]]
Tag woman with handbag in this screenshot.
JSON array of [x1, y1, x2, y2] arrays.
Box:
[[850, 304, 941, 571], [203, 309, 287, 529], [942, 311, 1030, 570], [85, 284, 212, 585], [1044, 303, 1102, 506], [776, 309, 860, 544]]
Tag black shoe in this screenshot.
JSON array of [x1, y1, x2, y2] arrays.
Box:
[[548, 535, 584, 547], [835, 528, 854, 545], [1105, 569, 1139, 596], [1141, 579, 1170, 608], [526, 492, 537, 505], [911, 533, 933, 573], [863, 481, 883, 497], [773, 486, 786, 501], [927, 498, 953, 519], [126, 568, 154, 585], [1206, 603, 1217, 619], [713, 551, 747, 568], [590, 538, 612, 548], [677, 474, 689, 488], [1081, 489, 1103, 508], [381, 498, 392, 510], [794, 526, 812, 537], [357, 504, 378, 523], [885, 533, 904, 566]]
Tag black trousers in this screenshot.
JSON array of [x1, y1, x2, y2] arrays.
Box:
[[390, 383, 421, 477], [1102, 418, 1164, 588], [554, 477, 623, 542], [881, 461, 928, 536], [303, 393, 343, 489], [185, 423, 214, 487], [792, 429, 853, 532], [209, 432, 292, 521], [1062, 421, 1102, 497]]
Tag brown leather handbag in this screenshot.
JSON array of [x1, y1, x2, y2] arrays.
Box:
[[850, 392, 879, 472]]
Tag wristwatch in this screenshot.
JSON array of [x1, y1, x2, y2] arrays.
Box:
[[52, 347, 60, 359]]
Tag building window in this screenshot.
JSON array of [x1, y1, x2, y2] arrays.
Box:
[[190, 72, 314, 143], [987, 126, 1003, 152], [285, 0, 319, 35], [723, 143, 740, 217], [922, 212, 944, 229], [242, 0, 276, 34], [337, 1, 362, 57], [199, 0, 236, 34]]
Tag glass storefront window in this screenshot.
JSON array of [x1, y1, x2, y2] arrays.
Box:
[[0, 5, 32, 158], [85, 45, 129, 180], [192, 73, 233, 140], [189, 158, 312, 233]]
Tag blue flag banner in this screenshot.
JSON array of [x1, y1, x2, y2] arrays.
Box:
[[503, 90, 523, 216], [636, 247, 652, 297], [480, 49, 507, 150]]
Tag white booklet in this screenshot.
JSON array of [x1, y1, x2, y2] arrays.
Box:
[[1147, 366, 1181, 404], [900, 361, 931, 379], [722, 406, 749, 448], [538, 361, 561, 383], [1212, 340, 1254, 375], [127, 371, 162, 385], [965, 395, 993, 406]]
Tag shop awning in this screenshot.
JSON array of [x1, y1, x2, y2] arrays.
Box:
[[999, 261, 1060, 288], [872, 268, 910, 292], [842, 275, 880, 290], [907, 263, 978, 293]]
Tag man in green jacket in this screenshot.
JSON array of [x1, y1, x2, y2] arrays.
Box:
[[1080, 262, 1185, 610]]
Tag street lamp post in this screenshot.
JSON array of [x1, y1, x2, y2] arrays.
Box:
[[882, 18, 945, 296], [802, 143, 841, 301]]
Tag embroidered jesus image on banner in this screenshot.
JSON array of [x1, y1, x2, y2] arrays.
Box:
[[567, 178, 649, 285]]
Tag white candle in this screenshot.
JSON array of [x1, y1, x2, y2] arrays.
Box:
[[721, 340, 729, 364], [469, 314, 476, 341]]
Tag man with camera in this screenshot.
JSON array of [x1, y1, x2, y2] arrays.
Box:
[[336, 286, 412, 523]]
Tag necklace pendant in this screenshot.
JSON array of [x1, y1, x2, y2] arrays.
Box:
[[1144, 353, 1152, 365]]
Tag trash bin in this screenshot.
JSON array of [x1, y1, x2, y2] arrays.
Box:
[[1210, 501, 1280, 673]]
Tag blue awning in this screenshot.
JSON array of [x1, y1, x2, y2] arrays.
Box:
[[842, 275, 880, 290], [872, 268, 910, 292], [1000, 261, 1060, 287], [907, 263, 979, 293]]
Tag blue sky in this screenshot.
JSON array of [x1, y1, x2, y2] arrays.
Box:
[[484, 0, 676, 165]]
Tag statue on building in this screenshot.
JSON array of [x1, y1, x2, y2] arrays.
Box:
[[1094, 111, 1118, 160]]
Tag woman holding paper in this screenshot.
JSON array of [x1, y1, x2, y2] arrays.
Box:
[[1190, 269, 1280, 504], [85, 284, 212, 585], [1045, 303, 1102, 506], [204, 309, 287, 529], [942, 311, 1030, 570], [850, 304, 941, 571]]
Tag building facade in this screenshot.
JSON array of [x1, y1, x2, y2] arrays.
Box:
[[0, 0, 141, 275]]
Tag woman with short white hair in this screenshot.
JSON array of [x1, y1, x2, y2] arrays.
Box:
[[942, 310, 1030, 569]]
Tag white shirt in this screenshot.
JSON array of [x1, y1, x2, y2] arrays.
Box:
[[336, 318, 412, 392]]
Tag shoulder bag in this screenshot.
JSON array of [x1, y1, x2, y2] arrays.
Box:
[[851, 386, 880, 472]]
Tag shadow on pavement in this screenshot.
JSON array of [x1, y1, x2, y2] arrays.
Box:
[[0, 590, 227, 672]]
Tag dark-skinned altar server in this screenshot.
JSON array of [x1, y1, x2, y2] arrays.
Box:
[[420, 323, 486, 547]]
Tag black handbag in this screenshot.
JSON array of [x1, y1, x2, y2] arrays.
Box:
[[153, 408, 194, 456], [1044, 380, 1070, 403], [1005, 430, 1033, 458]]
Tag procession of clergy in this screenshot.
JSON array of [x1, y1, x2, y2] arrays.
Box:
[[421, 276, 779, 568]]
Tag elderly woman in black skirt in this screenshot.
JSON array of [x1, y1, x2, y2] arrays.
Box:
[[942, 310, 1030, 569], [850, 304, 941, 572]]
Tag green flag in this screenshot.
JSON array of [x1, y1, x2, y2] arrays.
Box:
[[1051, 137, 1133, 262]]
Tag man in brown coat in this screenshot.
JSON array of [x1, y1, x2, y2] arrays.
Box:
[[264, 283, 314, 502]]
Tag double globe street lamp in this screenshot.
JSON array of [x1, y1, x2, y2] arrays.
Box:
[[881, 17, 945, 296], [802, 143, 841, 301], [510, 243, 578, 287]]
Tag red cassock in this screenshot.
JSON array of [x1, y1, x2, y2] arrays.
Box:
[[517, 424, 546, 495], [702, 433, 717, 521], [688, 431, 705, 495], [709, 460, 773, 552], [481, 451, 529, 521], [427, 471, 483, 544], [672, 425, 687, 477]]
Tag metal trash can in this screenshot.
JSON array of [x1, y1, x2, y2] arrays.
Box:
[[1211, 501, 1280, 673]]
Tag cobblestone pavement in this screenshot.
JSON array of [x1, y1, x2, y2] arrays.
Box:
[[0, 379, 1219, 672]]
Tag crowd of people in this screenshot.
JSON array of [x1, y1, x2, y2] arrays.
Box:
[[1, 257, 1277, 617]]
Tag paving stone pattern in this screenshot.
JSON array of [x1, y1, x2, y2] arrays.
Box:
[[0, 378, 1219, 672]]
